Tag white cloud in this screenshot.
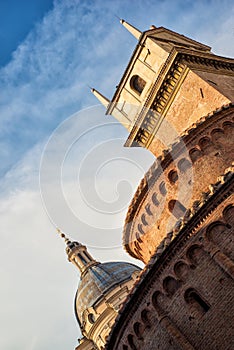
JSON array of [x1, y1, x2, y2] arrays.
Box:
[[1, 0, 234, 349]]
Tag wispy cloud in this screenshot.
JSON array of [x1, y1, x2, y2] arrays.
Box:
[[1, 0, 233, 176], [0, 0, 234, 349]]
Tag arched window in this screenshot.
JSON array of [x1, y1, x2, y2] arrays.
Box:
[[189, 148, 202, 163], [168, 169, 178, 184], [163, 276, 181, 296], [152, 291, 164, 314], [127, 334, 137, 350], [159, 181, 167, 196], [83, 251, 91, 262], [223, 204, 234, 225], [152, 193, 159, 206], [145, 203, 153, 215], [178, 158, 192, 172], [141, 214, 148, 226], [141, 309, 151, 327], [184, 288, 210, 316], [133, 322, 144, 339], [134, 241, 141, 251], [199, 136, 213, 152], [88, 313, 95, 324], [130, 75, 146, 95], [77, 253, 87, 264], [138, 224, 144, 235], [136, 231, 143, 243]]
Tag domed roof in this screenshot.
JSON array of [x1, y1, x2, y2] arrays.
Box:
[[75, 261, 141, 324]]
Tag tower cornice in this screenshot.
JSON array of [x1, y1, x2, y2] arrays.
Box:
[[106, 26, 211, 118], [124, 49, 234, 149]]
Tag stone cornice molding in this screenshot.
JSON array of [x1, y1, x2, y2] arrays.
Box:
[[125, 51, 234, 148], [143, 27, 211, 52], [107, 26, 212, 116]]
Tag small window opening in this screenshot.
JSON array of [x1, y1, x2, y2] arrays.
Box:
[[83, 251, 91, 262], [127, 334, 137, 350], [88, 313, 95, 324], [168, 169, 178, 184], [178, 158, 192, 172], [159, 181, 167, 196], [130, 75, 146, 95], [133, 322, 144, 339], [152, 193, 159, 206], [185, 288, 210, 315], [77, 253, 87, 264], [138, 224, 144, 235]]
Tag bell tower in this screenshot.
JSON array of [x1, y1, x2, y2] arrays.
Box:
[[93, 20, 234, 156]]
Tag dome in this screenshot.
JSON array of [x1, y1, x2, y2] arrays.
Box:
[[75, 261, 141, 324]]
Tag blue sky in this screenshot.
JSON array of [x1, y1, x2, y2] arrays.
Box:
[[0, 0, 234, 349], [0, 0, 54, 66]]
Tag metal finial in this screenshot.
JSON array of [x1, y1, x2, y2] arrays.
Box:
[[56, 228, 70, 244], [86, 84, 93, 91], [114, 14, 121, 21]]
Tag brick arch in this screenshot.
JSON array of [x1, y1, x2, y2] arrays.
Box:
[[205, 221, 229, 242], [136, 231, 143, 243], [138, 223, 144, 235], [168, 169, 178, 183], [127, 334, 137, 350], [189, 147, 203, 163], [133, 321, 144, 339], [223, 204, 234, 225], [134, 248, 143, 259], [178, 157, 192, 172], [145, 203, 153, 216], [198, 136, 213, 153], [205, 220, 233, 260], [163, 276, 182, 296], [186, 244, 204, 266], [210, 128, 225, 143], [174, 260, 190, 281], [152, 291, 165, 314], [159, 181, 167, 196], [184, 288, 210, 317], [152, 192, 159, 206], [141, 309, 151, 328], [141, 213, 148, 226], [134, 241, 142, 251], [223, 121, 234, 131]]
